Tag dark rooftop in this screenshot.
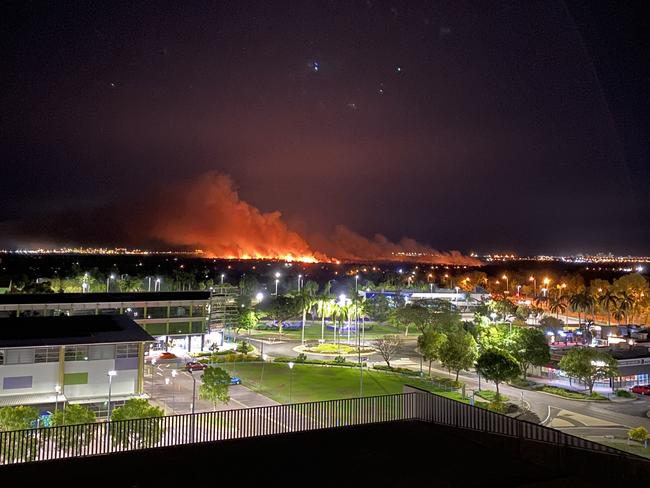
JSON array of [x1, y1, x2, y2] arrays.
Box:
[[0, 291, 211, 305], [0, 315, 154, 348]]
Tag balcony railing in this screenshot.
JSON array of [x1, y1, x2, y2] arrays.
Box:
[[0, 388, 645, 467]]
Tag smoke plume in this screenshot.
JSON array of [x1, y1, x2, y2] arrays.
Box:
[[1, 171, 479, 265]]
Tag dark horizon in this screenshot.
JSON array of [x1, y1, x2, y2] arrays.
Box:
[[2, 1, 649, 257]]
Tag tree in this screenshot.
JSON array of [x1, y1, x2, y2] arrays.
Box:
[[417, 329, 447, 376], [598, 289, 618, 326], [539, 316, 564, 330], [199, 366, 231, 410], [389, 304, 431, 336], [366, 294, 391, 322], [316, 296, 335, 341], [373, 334, 402, 368], [50, 404, 97, 451], [475, 350, 520, 396], [110, 399, 164, 449], [0, 405, 40, 462], [296, 281, 318, 344], [438, 328, 478, 382], [510, 328, 550, 379], [548, 296, 567, 319], [264, 295, 300, 334], [235, 308, 259, 334], [569, 291, 594, 326], [238, 274, 260, 307], [558, 348, 618, 395]]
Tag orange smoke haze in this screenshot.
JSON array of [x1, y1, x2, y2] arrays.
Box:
[[151, 173, 326, 263], [152, 172, 480, 265]]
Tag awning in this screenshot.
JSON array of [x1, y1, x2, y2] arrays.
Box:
[[0, 392, 67, 407]]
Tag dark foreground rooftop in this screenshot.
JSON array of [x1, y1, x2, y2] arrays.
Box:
[[1, 420, 637, 487], [0, 314, 153, 347], [0, 291, 211, 304]]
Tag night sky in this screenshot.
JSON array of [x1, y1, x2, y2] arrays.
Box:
[[1, 1, 649, 257]]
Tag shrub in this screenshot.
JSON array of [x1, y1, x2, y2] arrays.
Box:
[[536, 385, 607, 401], [237, 341, 252, 354], [296, 353, 307, 363], [334, 355, 346, 364], [616, 389, 634, 398], [487, 401, 507, 414], [628, 426, 649, 444]]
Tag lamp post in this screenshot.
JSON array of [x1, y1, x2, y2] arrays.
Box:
[[54, 384, 61, 412], [188, 370, 197, 414], [147, 276, 152, 292], [298, 274, 302, 292], [220, 273, 225, 285], [107, 370, 117, 419], [529, 276, 537, 297], [454, 286, 459, 305], [274, 272, 281, 295], [106, 274, 115, 292], [288, 361, 294, 403], [260, 353, 268, 392], [502, 275, 509, 293], [155, 278, 161, 291]]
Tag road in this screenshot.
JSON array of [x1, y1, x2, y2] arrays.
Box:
[[241, 333, 650, 440]]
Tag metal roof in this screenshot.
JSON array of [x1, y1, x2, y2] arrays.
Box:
[[0, 291, 211, 305], [0, 315, 153, 348]]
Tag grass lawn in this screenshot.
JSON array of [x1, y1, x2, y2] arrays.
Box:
[[476, 390, 508, 402], [219, 361, 472, 405], [535, 385, 608, 401], [585, 438, 650, 459], [246, 321, 409, 341]]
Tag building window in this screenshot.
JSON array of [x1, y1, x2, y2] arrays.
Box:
[[64, 345, 89, 361], [0, 350, 4, 365], [34, 346, 60, 363], [89, 344, 115, 360], [5, 348, 35, 365], [116, 343, 139, 358]]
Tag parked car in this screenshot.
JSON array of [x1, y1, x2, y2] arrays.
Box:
[[185, 361, 206, 372], [631, 385, 650, 395], [157, 351, 178, 360], [230, 376, 242, 385]]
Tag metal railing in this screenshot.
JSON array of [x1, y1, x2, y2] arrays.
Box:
[[0, 388, 645, 465], [0, 393, 417, 465]]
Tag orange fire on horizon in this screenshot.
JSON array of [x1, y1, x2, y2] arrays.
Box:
[[150, 171, 479, 266]]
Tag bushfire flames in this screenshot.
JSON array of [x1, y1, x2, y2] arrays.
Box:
[[152, 172, 479, 265]]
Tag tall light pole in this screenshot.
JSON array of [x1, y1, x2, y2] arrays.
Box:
[[220, 273, 225, 285], [454, 286, 459, 306], [502, 274, 509, 293], [106, 274, 115, 292], [260, 353, 268, 392], [188, 371, 197, 414], [529, 276, 537, 297], [107, 370, 117, 419], [54, 384, 61, 412], [274, 272, 281, 295], [147, 276, 152, 292], [288, 361, 294, 403], [298, 274, 302, 292], [155, 278, 161, 292]]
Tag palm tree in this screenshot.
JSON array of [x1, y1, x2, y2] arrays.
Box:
[[548, 296, 567, 320], [597, 290, 618, 327], [316, 296, 335, 342], [296, 281, 318, 344], [569, 292, 593, 326], [617, 291, 635, 327]]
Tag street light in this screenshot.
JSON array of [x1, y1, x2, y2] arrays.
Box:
[[255, 292, 264, 302], [155, 278, 161, 292], [106, 274, 115, 292], [502, 274, 508, 293], [54, 384, 61, 412], [220, 273, 225, 285], [274, 272, 281, 295], [107, 370, 117, 419], [529, 276, 537, 296], [298, 274, 302, 292], [288, 361, 295, 403]]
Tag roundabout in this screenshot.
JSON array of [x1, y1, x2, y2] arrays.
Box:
[[292, 342, 377, 357]]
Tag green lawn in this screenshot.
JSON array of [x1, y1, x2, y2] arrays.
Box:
[[220, 361, 470, 405], [246, 321, 409, 341], [585, 438, 650, 459]]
